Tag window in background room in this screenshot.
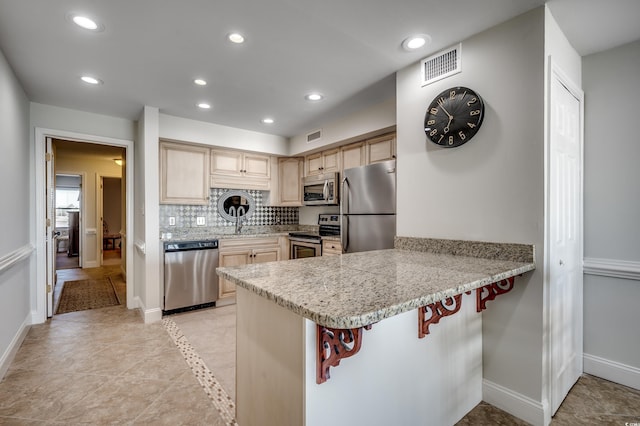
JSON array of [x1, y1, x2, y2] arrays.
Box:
[[55, 188, 80, 228]]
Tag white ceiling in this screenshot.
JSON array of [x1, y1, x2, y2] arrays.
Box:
[[1, 0, 638, 139]]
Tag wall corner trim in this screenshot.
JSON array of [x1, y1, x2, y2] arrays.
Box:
[[134, 296, 162, 324], [482, 379, 548, 426], [583, 353, 640, 391], [583, 257, 640, 281]]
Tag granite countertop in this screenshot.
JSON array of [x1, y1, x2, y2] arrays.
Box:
[[216, 237, 536, 329]]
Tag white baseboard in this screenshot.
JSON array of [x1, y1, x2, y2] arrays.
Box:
[[483, 379, 548, 426], [0, 315, 31, 380], [134, 296, 163, 323], [584, 353, 640, 391]]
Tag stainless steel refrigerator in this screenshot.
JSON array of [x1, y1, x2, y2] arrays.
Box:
[[341, 159, 396, 253]]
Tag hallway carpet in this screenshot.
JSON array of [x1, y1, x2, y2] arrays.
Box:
[[55, 277, 120, 314]]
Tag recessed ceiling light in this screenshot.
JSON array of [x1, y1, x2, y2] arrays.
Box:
[[305, 93, 324, 101], [80, 75, 102, 85], [228, 33, 245, 44], [68, 13, 104, 32], [194, 79, 207, 86], [197, 103, 211, 109], [261, 118, 275, 124], [402, 34, 431, 51]]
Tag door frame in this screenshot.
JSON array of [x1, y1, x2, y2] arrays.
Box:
[[34, 128, 134, 324], [543, 58, 584, 419]]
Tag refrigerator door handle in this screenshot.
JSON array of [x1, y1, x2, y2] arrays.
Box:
[[341, 177, 349, 251], [341, 215, 349, 251]]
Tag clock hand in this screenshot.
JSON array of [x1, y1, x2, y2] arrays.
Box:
[[438, 100, 454, 133], [437, 100, 454, 120]]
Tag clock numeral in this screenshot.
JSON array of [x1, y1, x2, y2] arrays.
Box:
[[438, 134, 445, 143], [427, 119, 436, 125], [467, 122, 476, 129], [467, 97, 477, 106], [470, 109, 481, 116], [430, 108, 438, 115], [449, 90, 456, 99], [429, 129, 438, 136], [458, 131, 466, 140], [448, 136, 454, 145], [438, 97, 446, 105]]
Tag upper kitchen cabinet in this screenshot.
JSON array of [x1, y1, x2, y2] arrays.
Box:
[[160, 141, 210, 205], [211, 148, 271, 190], [268, 157, 304, 206], [341, 141, 366, 171], [366, 133, 396, 164], [305, 148, 340, 176]]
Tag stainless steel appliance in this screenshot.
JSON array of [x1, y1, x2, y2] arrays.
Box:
[[303, 172, 339, 205], [163, 240, 219, 313], [289, 214, 340, 259], [341, 160, 396, 253]]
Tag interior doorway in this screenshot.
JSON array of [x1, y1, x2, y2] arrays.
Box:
[[100, 176, 123, 267], [54, 174, 82, 270], [42, 137, 132, 317]]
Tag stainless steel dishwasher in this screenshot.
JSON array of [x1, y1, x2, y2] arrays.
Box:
[[163, 240, 219, 313]]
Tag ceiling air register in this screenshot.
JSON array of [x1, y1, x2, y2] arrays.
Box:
[[421, 44, 461, 86]]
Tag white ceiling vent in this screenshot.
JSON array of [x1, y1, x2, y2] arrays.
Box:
[[421, 44, 461, 86], [306, 129, 322, 143]]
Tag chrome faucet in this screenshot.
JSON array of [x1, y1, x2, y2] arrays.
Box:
[[235, 206, 245, 234]]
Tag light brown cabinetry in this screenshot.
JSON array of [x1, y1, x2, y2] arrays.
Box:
[[322, 240, 342, 256], [218, 237, 282, 301], [304, 133, 396, 179], [305, 148, 340, 176], [211, 149, 271, 190], [268, 157, 303, 206], [366, 133, 396, 164], [340, 142, 365, 171], [160, 141, 210, 205]]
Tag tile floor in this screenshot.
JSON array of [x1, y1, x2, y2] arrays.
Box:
[[0, 267, 229, 425], [2, 266, 639, 425]]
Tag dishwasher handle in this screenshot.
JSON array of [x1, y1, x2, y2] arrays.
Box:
[[164, 240, 219, 252]]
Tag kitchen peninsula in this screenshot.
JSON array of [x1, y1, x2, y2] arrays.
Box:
[[217, 237, 535, 426]]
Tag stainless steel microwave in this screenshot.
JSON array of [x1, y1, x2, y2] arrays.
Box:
[[302, 172, 339, 205]]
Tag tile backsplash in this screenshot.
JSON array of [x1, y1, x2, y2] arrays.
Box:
[[159, 188, 298, 230]]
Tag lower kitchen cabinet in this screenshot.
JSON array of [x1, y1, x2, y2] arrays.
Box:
[[322, 240, 342, 256], [218, 237, 283, 301]]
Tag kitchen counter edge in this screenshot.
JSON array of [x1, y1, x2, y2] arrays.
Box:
[[217, 237, 536, 329]]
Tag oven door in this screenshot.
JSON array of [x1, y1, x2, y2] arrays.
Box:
[[290, 239, 322, 259]]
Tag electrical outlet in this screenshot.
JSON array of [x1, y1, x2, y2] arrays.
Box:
[[196, 216, 205, 226], [169, 217, 175, 226], [165, 232, 172, 239]]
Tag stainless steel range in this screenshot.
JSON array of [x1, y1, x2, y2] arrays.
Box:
[[288, 214, 340, 259]]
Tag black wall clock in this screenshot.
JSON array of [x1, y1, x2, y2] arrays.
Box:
[[424, 86, 484, 148]]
